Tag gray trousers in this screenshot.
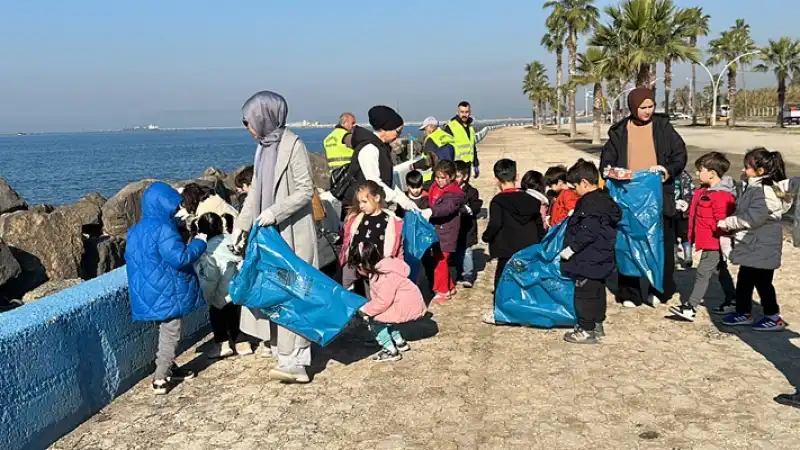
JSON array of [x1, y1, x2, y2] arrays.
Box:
[[155, 318, 182, 380], [276, 325, 311, 370], [688, 250, 736, 307]]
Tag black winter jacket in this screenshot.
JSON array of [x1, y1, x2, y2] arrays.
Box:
[[482, 190, 545, 259], [458, 183, 483, 248], [345, 126, 394, 202], [562, 189, 623, 281], [599, 114, 688, 218]]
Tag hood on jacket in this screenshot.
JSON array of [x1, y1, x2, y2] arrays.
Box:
[[142, 182, 183, 221], [709, 175, 738, 197], [747, 176, 793, 216], [526, 189, 549, 205], [581, 189, 623, 224], [350, 125, 384, 150], [205, 234, 241, 265], [494, 191, 542, 225], [375, 257, 411, 278]]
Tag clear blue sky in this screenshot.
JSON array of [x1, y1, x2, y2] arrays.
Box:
[[0, 0, 794, 132]]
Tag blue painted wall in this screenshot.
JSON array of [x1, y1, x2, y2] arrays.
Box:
[[0, 267, 209, 450]]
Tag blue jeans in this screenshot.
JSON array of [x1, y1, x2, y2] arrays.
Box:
[[455, 246, 475, 282], [369, 321, 405, 351]]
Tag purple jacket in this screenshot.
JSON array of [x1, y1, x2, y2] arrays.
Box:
[[429, 182, 465, 253]]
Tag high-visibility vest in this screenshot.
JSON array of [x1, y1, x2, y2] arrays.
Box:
[[447, 119, 476, 163], [423, 128, 455, 148], [323, 128, 353, 170]]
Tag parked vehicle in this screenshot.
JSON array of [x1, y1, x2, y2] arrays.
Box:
[[782, 104, 800, 125]]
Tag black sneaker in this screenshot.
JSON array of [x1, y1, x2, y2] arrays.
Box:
[[395, 340, 411, 353], [669, 304, 697, 322], [152, 378, 175, 395], [775, 392, 800, 409], [170, 365, 196, 381], [563, 326, 598, 344], [594, 323, 606, 338], [711, 301, 736, 316], [372, 348, 402, 362]]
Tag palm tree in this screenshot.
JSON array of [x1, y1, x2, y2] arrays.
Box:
[[707, 19, 757, 126], [522, 61, 550, 130], [544, 0, 599, 139], [574, 47, 608, 144], [661, 8, 700, 115], [754, 37, 800, 127], [682, 7, 710, 124], [541, 19, 567, 131]]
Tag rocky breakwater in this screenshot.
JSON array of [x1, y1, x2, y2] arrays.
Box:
[[0, 152, 332, 311]]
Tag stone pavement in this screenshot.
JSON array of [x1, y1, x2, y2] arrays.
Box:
[[54, 127, 800, 450]]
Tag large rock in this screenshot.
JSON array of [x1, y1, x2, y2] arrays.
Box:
[[0, 210, 84, 296], [308, 152, 331, 190], [55, 192, 106, 236], [22, 279, 82, 303], [0, 238, 22, 287], [102, 180, 157, 237], [0, 178, 27, 215], [201, 167, 227, 181], [81, 236, 126, 280], [31, 204, 56, 214]]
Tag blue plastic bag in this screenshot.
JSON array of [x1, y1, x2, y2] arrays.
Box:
[[494, 220, 576, 328], [229, 226, 367, 346], [402, 210, 439, 281], [606, 171, 664, 292]]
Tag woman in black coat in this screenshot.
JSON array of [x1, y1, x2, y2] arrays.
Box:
[[600, 88, 688, 307]]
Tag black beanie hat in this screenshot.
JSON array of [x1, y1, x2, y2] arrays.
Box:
[[368, 105, 404, 131]]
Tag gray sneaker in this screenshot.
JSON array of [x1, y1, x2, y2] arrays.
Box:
[[563, 326, 598, 344], [269, 366, 310, 384], [594, 323, 605, 338]]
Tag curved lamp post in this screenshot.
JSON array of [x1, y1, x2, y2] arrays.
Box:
[[696, 51, 761, 127]]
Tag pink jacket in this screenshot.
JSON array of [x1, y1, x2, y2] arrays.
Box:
[[362, 258, 426, 324], [339, 211, 404, 266]]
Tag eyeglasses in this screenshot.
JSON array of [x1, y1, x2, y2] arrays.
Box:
[[242, 119, 249, 128]]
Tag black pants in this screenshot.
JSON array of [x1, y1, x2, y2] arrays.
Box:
[[616, 214, 676, 304], [575, 278, 606, 331], [736, 266, 779, 316], [492, 257, 510, 306], [209, 303, 241, 344]]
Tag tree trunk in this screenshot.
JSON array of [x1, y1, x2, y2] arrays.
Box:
[[690, 37, 698, 125], [778, 77, 786, 128], [664, 58, 672, 116], [650, 64, 658, 102], [531, 102, 536, 127], [727, 69, 737, 127], [556, 50, 563, 131], [568, 29, 578, 138], [636, 64, 651, 88], [592, 82, 603, 145], [537, 101, 544, 130]]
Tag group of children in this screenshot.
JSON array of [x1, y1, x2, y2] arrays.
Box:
[[126, 142, 794, 393]]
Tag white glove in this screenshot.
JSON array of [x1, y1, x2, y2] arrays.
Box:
[[421, 209, 433, 220], [256, 209, 276, 226], [560, 247, 575, 260], [676, 200, 689, 212], [716, 220, 728, 231], [567, 209, 575, 217], [194, 233, 208, 242], [464, 205, 473, 215], [649, 165, 669, 181], [720, 236, 733, 261]]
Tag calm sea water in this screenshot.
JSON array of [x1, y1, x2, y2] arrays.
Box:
[[0, 128, 336, 205]]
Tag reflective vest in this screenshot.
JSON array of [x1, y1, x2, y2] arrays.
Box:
[[323, 128, 353, 170], [421, 128, 455, 182], [447, 119, 476, 163]]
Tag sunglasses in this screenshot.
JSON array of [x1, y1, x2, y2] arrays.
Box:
[[242, 119, 249, 128]]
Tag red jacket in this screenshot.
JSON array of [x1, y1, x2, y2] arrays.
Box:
[[549, 189, 580, 226], [688, 183, 737, 251]]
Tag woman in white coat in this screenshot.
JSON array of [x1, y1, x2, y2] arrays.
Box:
[[233, 91, 318, 384]]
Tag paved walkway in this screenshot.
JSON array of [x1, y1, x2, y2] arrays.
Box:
[[55, 127, 800, 450]]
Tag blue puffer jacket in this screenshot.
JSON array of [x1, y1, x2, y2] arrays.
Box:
[[125, 182, 207, 322]]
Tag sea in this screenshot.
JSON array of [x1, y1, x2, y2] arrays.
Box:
[[0, 128, 343, 206]]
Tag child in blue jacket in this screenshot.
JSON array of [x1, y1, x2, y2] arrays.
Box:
[[126, 182, 208, 395]]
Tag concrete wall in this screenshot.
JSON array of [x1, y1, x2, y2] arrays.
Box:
[[0, 267, 209, 450]]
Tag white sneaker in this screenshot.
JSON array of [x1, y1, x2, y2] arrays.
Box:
[[645, 295, 661, 308], [208, 342, 234, 359], [235, 341, 254, 356], [622, 300, 637, 308], [269, 367, 310, 384]]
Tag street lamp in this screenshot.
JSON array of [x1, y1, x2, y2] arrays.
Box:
[[696, 51, 761, 127], [609, 78, 662, 124], [685, 77, 694, 115], [584, 91, 594, 117]]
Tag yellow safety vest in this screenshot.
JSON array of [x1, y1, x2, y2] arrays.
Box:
[[323, 128, 353, 170], [447, 119, 476, 163], [423, 128, 455, 148]]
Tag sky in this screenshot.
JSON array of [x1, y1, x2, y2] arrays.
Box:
[[0, 0, 796, 132]]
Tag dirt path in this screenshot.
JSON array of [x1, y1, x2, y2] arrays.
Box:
[[54, 127, 800, 450]]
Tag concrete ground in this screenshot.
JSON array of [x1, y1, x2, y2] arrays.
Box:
[[54, 127, 800, 450]]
